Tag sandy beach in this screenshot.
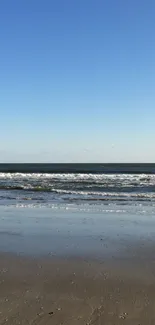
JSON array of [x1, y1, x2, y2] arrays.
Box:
[[1, 252, 155, 324], [0, 206, 155, 324]]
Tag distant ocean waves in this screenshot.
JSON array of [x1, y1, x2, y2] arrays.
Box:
[[0, 163, 155, 174], [0, 172, 155, 207]]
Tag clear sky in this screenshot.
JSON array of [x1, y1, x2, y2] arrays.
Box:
[[0, 0, 155, 163]]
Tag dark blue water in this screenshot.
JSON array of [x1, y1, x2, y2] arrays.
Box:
[[0, 163, 155, 174], [0, 164, 155, 208]]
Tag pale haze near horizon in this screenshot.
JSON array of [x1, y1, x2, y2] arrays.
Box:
[[0, 0, 155, 163]]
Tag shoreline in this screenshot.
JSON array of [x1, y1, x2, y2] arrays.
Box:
[[1, 205, 155, 258], [1, 206, 155, 323]]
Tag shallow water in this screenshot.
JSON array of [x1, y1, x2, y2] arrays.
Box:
[[0, 204, 155, 258]]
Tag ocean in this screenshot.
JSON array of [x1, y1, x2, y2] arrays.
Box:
[[0, 163, 155, 256], [0, 163, 155, 210]]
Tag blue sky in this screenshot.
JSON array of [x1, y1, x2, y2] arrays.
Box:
[[0, 0, 155, 162]]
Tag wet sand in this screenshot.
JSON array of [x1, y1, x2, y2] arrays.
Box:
[[1, 207, 155, 324], [1, 252, 155, 324]]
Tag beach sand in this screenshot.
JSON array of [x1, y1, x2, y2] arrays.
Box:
[[1, 251, 155, 325], [1, 206, 155, 324]]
